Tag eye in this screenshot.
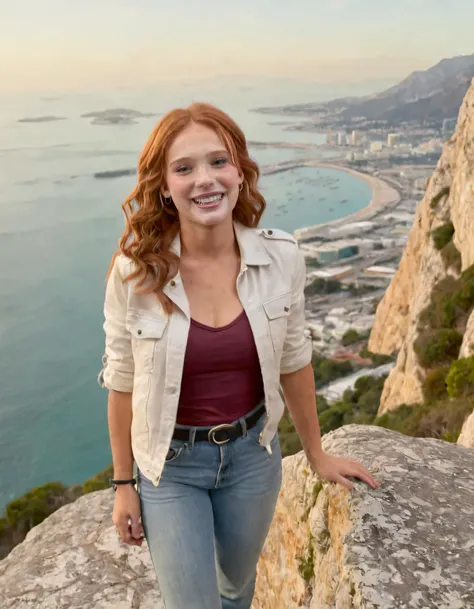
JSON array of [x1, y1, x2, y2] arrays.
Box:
[[213, 157, 228, 166], [175, 165, 191, 174]]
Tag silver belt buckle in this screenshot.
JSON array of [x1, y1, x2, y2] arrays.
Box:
[[208, 423, 235, 445]]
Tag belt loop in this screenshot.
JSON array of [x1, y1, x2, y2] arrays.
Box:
[[188, 428, 196, 448], [239, 416, 248, 436]]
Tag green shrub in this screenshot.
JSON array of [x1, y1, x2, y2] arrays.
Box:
[[315, 374, 387, 435], [419, 277, 461, 329], [446, 356, 474, 398], [0, 517, 8, 535], [440, 240, 462, 272], [278, 410, 302, 458], [414, 329, 463, 368], [306, 257, 322, 268], [374, 396, 473, 441], [430, 186, 450, 210], [82, 464, 114, 494], [432, 222, 454, 250], [342, 328, 362, 346], [346, 283, 378, 296], [319, 402, 353, 435], [312, 356, 353, 387], [316, 393, 330, 413], [5, 482, 68, 532], [304, 278, 341, 297], [422, 366, 450, 402], [359, 345, 395, 366]]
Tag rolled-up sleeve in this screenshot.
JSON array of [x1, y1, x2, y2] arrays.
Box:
[[97, 256, 134, 392], [280, 246, 313, 375]]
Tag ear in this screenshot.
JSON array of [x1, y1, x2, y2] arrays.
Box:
[[238, 174, 244, 185], [162, 188, 171, 198]]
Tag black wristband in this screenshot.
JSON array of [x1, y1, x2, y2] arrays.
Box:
[[110, 478, 136, 491]]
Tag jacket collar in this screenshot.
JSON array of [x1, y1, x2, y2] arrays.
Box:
[[168, 221, 271, 266]]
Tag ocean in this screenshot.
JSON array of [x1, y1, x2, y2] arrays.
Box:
[[0, 79, 372, 511]]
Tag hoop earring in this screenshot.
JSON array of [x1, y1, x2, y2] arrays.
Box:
[[159, 193, 172, 208]]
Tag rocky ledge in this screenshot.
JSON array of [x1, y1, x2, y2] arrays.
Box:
[[0, 425, 473, 608]]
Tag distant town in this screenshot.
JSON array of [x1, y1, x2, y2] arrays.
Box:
[[251, 111, 458, 398]]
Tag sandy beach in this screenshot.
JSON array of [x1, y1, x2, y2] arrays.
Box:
[[291, 161, 401, 240]]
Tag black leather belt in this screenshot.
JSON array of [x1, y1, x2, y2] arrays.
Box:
[[172, 403, 266, 445]]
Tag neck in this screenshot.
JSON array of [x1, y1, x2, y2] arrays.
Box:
[[179, 218, 238, 260]]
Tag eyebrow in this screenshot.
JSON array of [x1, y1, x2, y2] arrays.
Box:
[[169, 149, 230, 167]]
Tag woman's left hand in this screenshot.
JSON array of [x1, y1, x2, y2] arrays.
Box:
[[307, 451, 381, 490]]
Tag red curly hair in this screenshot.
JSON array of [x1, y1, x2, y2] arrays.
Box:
[[107, 102, 266, 312]]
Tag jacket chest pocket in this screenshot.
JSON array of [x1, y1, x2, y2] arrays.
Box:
[[126, 311, 168, 372], [262, 292, 291, 354]]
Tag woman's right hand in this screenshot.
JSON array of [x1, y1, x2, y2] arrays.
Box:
[[112, 485, 145, 546]]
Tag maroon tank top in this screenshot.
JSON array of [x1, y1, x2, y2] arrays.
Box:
[[176, 311, 264, 426]]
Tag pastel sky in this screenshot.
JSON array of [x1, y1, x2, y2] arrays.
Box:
[[2, 0, 474, 91]]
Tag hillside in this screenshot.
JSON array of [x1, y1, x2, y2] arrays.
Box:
[[256, 54, 474, 125]]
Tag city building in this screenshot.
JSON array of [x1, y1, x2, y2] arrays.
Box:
[[309, 265, 354, 280], [370, 141, 383, 153], [363, 265, 397, 277], [306, 239, 376, 263], [326, 129, 337, 146], [351, 130, 363, 146], [382, 211, 414, 225], [387, 133, 400, 148], [337, 132, 347, 146], [328, 221, 375, 238]]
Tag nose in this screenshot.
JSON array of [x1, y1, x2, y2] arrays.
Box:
[[194, 163, 214, 187]]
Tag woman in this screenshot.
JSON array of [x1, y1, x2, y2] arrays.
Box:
[[98, 102, 380, 609]]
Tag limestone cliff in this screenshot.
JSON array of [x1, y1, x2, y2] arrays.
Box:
[[1, 426, 473, 608], [369, 79, 474, 417], [458, 410, 474, 449]]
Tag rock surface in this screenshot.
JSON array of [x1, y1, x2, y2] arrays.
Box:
[[253, 425, 474, 609], [369, 79, 474, 415], [0, 489, 163, 609], [458, 409, 474, 449], [1, 426, 473, 608]]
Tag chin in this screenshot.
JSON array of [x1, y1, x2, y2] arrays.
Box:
[[195, 212, 230, 227], [190, 200, 235, 226]]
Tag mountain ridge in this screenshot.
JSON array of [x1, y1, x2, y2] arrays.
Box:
[[256, 53, 474, 125]]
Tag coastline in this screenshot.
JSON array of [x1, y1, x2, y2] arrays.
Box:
[[290, 162, 401, 240]]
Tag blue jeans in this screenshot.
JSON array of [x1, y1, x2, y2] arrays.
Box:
[[138, 404, 282, 609]]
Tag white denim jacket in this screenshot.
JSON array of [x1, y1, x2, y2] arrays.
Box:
[[98, 222, 312, 486]]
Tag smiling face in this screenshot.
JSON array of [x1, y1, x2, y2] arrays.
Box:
[[162, 122, 243, 229]]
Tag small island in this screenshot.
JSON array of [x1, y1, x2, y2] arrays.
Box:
[[81, 108, 158, 126], [94, 168, 136, 179], [17, 116, 66, 123]]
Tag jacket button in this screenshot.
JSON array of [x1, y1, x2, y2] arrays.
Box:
[[170, 280, 176, 287], [137, 329, 142, 335], [267, 229, 273, 236]]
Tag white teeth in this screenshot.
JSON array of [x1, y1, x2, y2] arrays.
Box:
[[194, 194, 223, 205]]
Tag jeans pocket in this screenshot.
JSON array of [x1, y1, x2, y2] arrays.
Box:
[[246, 415, 268, 447], [164, 446, 184, 463]]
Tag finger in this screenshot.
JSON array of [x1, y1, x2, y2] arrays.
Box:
[[130, 520, 142, 540], [117, 525, 131, 543], [336, 475, 354, 490], [345, 464, 380, 488], [118, 518, 133, 542]]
